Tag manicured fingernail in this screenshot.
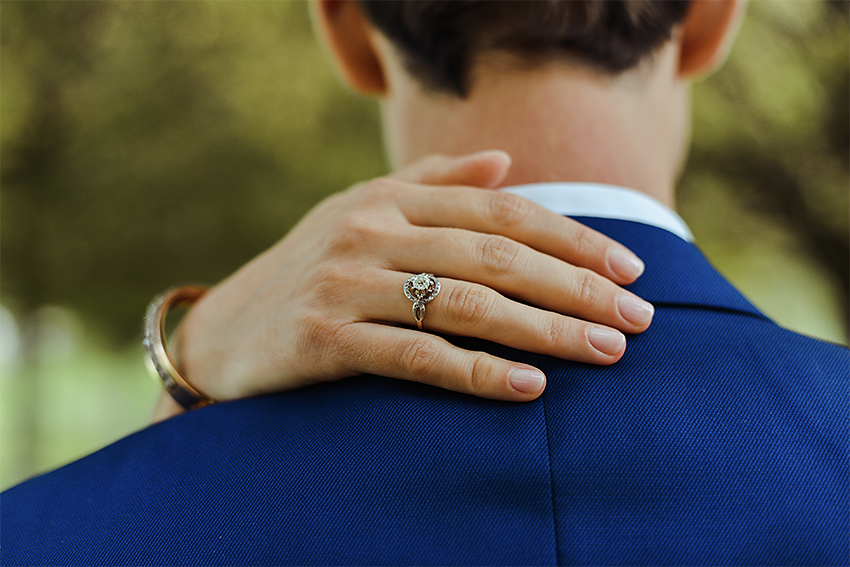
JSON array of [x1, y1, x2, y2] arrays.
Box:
[[466, 149, 511, 165], [459, 150, 513, 167], [618, 295, 654, 327], [509, 366, 546, 393], [587, 327, 626, 356], [609, 248, 645, 280]]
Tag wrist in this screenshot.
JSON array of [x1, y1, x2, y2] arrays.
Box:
[[171, 287, 254, 402]]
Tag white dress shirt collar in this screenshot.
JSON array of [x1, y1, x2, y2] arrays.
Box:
[[500, 182, 694, 242]]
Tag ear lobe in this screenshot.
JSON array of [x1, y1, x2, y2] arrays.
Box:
[[311, 0, 387, 95], [678, 0, 747, 79]]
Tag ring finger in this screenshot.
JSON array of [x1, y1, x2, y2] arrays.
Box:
[[358, 271, 628, 366], [382, 226, 654, 334]]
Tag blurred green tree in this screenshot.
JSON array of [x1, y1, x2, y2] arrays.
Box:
[[2, 2, 845, 343], [682, 1, 849, 336], [1, 1, 386, 342], [1, 2, 390, 486], [0, 0, 847, 492]]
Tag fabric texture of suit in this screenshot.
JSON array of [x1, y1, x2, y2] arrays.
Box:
[[2, 217, 847, 566]]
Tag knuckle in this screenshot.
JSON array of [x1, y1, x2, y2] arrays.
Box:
[[294, 310, 343, 357], [295, 266, 356, 348], [447, 284, 493, 326], [571, 227, 598, 259], [466, 353, 493, 395], [359, 177, 397, 199], [543, 315, 568, 348], [478, 235, 521, 275], [398, 336, 440, 380], [344, 177, 398, 207], [341, 181, 369, 203], [294, 317, 361, 378], [326, 212, 377, 254], [316, 191, 345, 212], [572, 268, 601, 307], [488, 193, 530, 228], [305, 263, 351, 303]]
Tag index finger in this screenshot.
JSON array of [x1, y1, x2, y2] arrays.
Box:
[[395, 184, 645, 285]]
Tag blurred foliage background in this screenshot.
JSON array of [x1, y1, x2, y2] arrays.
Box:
[[1, 1, 847, 491]]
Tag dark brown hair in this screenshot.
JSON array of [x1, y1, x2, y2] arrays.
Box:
[[358, 0, 691, 97]]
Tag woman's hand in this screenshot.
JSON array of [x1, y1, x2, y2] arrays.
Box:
[[153, 151, 652, 421]]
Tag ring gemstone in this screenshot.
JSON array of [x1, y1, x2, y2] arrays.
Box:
[[404, 273, 440, 305]]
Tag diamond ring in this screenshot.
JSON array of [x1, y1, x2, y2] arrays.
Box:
[[403, 273, 441, 330]]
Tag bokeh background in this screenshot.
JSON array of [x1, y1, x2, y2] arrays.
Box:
[[1, 1, 847, 491]]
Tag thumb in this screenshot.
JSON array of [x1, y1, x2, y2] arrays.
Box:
[[393, 150, 512, 188]]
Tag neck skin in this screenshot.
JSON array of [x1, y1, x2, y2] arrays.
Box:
[[376, 36, 691, 209]]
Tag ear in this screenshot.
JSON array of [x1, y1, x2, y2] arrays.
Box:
[[310, 0, 387, 95], [678, 0, 747, 79]]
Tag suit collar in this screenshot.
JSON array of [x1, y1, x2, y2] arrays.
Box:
[[576, 217, 768, 320], [499, 182, 765, 319], [500, 182, 694, 242]]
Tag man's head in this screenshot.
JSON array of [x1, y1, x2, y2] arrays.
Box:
[[355, 1, 691, 98], [310, 0, 745, 202], [312, 0, 743, 96]]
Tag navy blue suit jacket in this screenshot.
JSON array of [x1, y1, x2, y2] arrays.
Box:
[[2, 218, 847, 566]]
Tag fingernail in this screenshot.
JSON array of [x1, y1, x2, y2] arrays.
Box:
[[609, 248, 645, 280], [587, 327, 626, 356], [509, 366, 546, 393], [618, 295, 654, 327], [468, 149, 511, 165]]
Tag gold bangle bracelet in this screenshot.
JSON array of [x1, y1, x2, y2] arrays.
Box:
[[143, 285, 214, 410]]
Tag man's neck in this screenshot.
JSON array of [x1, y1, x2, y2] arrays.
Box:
[[380, 45, 687, 209]]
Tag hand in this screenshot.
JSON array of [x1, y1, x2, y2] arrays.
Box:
[[153, 151, 652, 420]]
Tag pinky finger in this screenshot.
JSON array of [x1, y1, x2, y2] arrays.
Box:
[[342, 322, 547, 402]]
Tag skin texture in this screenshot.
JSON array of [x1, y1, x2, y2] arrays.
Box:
[[153, 0, 744, 422]]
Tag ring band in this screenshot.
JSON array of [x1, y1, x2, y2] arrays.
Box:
[[144, 285, 214, 410], [403, 273, 441, 330]]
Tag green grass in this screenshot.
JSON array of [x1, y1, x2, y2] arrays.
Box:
[[1, 333, 159, 491]]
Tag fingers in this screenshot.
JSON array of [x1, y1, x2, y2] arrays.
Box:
[[383, 226, 653, 334], [397, 184, 645, 285], [355, 272, 627, 366], [341, 322, 547, 402], [392, 150, 512, 188]]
